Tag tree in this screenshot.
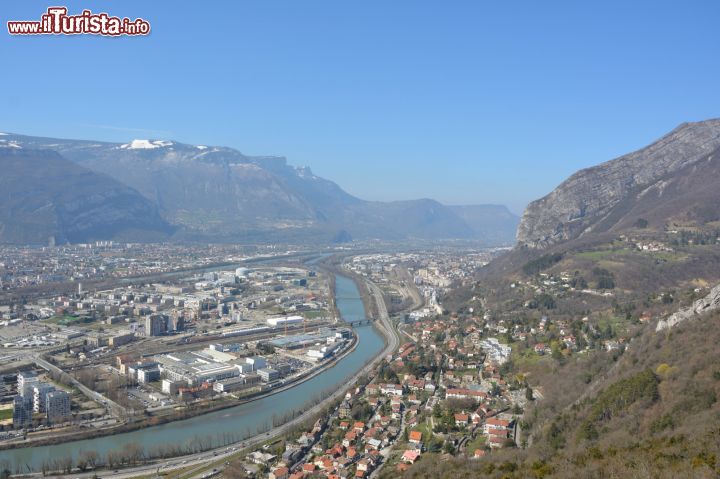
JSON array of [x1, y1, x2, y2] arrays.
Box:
[[551, 346, 563, 362], [634, 218, 648, 228], [76, 450, 97, 472], [597, 276, 615, 290], [547, 421, 565, 450], [578, 420, 599, 441], [525, 386, 534, 401], [223, 460, 249, 478], [427, 437, 443, 453]]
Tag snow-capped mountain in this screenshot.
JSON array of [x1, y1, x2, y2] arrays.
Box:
[[0, 132, 519, 245]]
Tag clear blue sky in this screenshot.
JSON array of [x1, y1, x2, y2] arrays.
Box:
[[2, 1, 720, 214]]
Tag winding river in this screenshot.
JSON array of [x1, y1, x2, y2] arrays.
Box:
[[0, 275, 384, 470]]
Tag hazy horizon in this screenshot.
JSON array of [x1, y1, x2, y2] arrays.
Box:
[[2, 1, 720, 214]]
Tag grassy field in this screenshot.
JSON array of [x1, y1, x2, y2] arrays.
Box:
[[302, 310, 328, 319], [413, 419, 434, 443], [597, 315, 632, 335], [575, 250, 619, 260], [575, 247, 687, 264], [45, 314, 92, 326], [0, 408, 13, 421], [512, 348, 546, 368], [465, 434, 486, 454]]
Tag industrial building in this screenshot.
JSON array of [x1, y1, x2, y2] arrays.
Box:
[[266, 315, 304, 327], [257, 368, 280, 382], [109, 331, 135, 347], [137, 367, 161, 384]]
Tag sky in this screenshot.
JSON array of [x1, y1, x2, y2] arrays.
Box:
[[1, 1, 720, 214]]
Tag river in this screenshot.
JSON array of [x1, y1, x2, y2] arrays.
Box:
[[0, 275, 384, 470]]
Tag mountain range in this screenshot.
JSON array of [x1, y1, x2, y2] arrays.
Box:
[[0, 148, 172, 244], [0, 133, 519, 245]]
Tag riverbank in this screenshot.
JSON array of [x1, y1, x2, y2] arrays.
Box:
[[0, 255, 345, 450], [0, 272, 390, 474], [317, 258, 379, 323], [0, 329, 359, 451]]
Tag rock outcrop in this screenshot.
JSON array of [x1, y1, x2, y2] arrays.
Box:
[[656, 284, 720, 331]]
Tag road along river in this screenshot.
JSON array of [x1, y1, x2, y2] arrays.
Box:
[[0, 275, 385, 471]]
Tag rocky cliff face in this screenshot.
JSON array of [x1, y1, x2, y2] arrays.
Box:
[[656, 284, 720, 331], [517, 119, 720, 248]]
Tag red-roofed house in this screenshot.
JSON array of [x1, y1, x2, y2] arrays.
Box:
[[446, 388, 488, 401], [343, 431, 357, 447], [269, 466, 289, 479], [402, 450, 421, 463], [484, 417, 511, 434], [454, 413, 469, 426]]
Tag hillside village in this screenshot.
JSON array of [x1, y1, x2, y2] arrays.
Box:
[[232, 309, 535, 478]]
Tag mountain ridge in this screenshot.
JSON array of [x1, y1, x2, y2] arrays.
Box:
[[0, 132, 518, 245], [0, 148, 173, 244], [517, 118, 720, 248]]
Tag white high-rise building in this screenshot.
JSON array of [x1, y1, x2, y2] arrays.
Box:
[[33, 384, 56, 413], [17, 370, 38, 397]]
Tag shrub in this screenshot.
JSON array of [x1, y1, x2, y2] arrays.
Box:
[[590, 369, 659, 421]]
